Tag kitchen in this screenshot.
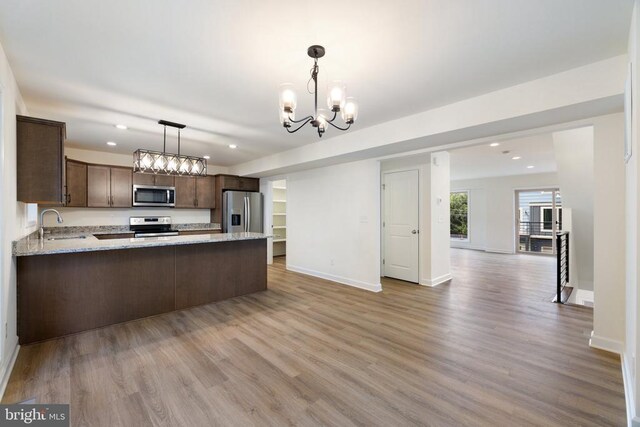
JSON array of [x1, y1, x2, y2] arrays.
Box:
[[13, 115, 269, 344]]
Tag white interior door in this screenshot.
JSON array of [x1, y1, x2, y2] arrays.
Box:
[[383, 170, 419, 283]]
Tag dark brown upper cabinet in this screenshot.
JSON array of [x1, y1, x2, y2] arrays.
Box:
[[17, 115, 66, 204], [175, 175, 215, 209], [87, 165, 132, 208], [65, 158, 87, 207], [133, 173, 175, 187], [196, 176, 215, 208]]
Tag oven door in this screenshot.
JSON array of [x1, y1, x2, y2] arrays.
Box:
[[133, 185, 175, 207]]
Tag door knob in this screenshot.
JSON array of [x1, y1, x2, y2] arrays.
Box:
[[411, 230, 418, 234]]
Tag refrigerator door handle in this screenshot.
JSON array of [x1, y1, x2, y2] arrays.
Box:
[[243, 196, 247, 232], [246, 195, 250, 232]]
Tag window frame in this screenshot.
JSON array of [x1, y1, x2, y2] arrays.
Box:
[[450, 190, 469, 242]]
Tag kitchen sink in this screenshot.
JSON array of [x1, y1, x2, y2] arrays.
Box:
[[46, 235, 87, 241]]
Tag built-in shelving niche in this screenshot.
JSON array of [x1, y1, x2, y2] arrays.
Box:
[[272, 180, 286, 257]]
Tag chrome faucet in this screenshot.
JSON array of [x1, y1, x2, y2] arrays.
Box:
[[39, 209, 63, 240]]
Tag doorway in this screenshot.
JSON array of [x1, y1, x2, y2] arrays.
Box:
[[515, 189, 562, 255], [382, 170, 420, 283], [272, 180, 287, 258]]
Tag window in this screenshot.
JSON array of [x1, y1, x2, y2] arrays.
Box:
[[450, 191, 468, 240], [541, 207, 562, 231]]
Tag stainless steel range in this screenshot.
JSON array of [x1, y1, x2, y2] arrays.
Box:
[[129, 216, 178, 238]]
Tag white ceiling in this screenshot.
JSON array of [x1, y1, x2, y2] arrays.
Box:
[[449, 133, 557, 181], [0, 0, 632, 166]]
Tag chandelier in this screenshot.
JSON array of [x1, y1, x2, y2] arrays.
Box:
[[133, 120, 207, 176], [278, 45, 358, 137]]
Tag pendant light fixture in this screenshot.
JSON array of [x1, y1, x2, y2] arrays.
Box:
[[279, 45, 358, 137], [133, 120, 207, 176]]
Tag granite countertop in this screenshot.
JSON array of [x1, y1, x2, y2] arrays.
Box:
[[13, 224, 270, 257]]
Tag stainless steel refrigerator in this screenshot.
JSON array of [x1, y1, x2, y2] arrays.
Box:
[[222, 191, 264, 233]]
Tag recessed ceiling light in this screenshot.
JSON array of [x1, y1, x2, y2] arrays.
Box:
[[527, 165, 534, 169], [490, 142, 500, 147], [106, 141, 117, 146], [512, 156, 521, 160], [228, 144, 237, 149], [203, 155, 210, 160], [115, 124, 127, 130]]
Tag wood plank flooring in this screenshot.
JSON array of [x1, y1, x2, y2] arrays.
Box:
[[3, 249, 625, 426]]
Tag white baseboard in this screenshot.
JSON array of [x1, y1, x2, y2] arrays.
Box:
[[589, 331, 624, 354], [574, 289, 594, 306], [0, 343, 19, 401], [286, 265, 382, 292], [420, 273, 452, 287]]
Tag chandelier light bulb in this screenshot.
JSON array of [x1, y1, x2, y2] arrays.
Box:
[[327, 80, 346, 111], [280, 109, 293, 128], [316, 109, 329, 133], [279, 83, 297, 112], [342, 97, 359, 124]]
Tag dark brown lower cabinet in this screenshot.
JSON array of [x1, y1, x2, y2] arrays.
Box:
[[17, 239, 267, 344]]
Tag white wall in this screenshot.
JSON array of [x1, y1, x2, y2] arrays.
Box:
[[553, 127, 595, 292], [40, 208, 211, 227], [591, 113, 626, 353], [0, 41, 34, 395], [424, 152, 451, 285], [450, 172, 559, 253], [286, 159, 381, 292]]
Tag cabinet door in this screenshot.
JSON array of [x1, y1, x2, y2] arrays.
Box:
[[132, 173, 154, 186], [65, 160, 87, 207], [87, 165, 111, 207], [239, 177, 259, 192], [196, 176, 215, 208], [174, 176, 196, 208], [110, 167, 132, 207], [154, 174, 175, 187], [17, 116, 65, 204], [221, 175, 240, 190]]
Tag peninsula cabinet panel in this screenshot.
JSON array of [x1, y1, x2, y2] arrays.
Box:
[[65, 158, 87, 207], [87, 165, 111, 207], [110, 167, 132, 207], [17, 115, 65, 204], [17, 246, 176, 344], [175, 239, 267, 309]]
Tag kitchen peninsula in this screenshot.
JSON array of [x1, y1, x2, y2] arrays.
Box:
[[13, 228, 268, 344]]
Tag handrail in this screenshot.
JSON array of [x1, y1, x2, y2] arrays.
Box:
[[556, 232, 569, 304]]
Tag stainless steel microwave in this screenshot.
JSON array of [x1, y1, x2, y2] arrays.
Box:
[[132, 185, 175, 207]]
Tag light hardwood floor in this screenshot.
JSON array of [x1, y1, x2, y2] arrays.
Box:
[[3, 249, 625, 426]]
